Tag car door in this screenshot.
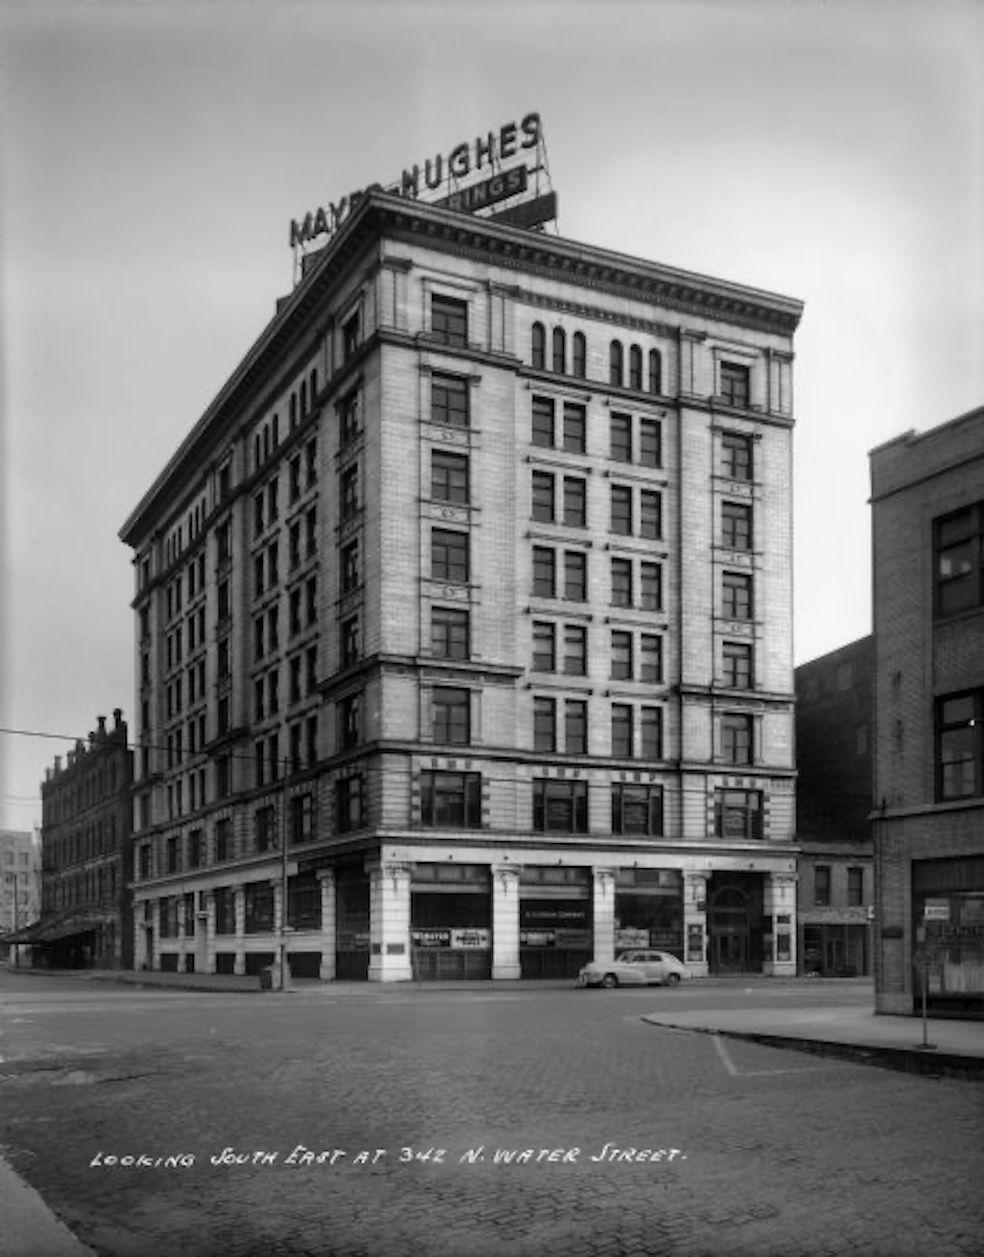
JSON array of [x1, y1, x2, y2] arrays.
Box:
[[636, 950, 663, 984], [618, 951, 646, 984]]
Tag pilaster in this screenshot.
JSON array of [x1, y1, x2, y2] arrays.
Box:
[[367, 860, 413, 982], [318, 869, 337, 981], [234, 885, 246, 975], [592, 867, 617, 965], [684, 871, 710, 976], [491, 864, 521, 980], [763, 871, 797, 975]]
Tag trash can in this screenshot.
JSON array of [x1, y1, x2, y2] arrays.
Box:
[[259, 965, 281, 991]]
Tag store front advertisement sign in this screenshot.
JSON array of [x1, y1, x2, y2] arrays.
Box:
[[450, 929, 491, 950], [923, 902, 951, 922], [412, 930, 451, 949]]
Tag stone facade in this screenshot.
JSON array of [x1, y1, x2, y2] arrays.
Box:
[[120, 190, 803, 982]]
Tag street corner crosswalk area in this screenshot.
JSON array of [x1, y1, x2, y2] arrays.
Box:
[[0, 1155, 97, 1257]]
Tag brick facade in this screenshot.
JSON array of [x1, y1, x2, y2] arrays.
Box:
[[870, 405, 984, 1016]]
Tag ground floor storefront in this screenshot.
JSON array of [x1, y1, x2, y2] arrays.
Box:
[[136, 840, 800, 982]]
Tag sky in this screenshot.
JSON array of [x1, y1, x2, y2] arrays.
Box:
[[1, 0, 982, 833]]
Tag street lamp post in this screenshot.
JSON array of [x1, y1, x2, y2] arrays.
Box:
[[6, 872, 20, 969]]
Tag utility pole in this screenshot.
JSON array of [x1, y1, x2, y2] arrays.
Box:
[[6, 872, 20, 969], [279, 757, 290, 991]]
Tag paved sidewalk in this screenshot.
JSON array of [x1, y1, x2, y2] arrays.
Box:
[[642, 1002, 984, 1077], [0, 1156, 96, 1257]]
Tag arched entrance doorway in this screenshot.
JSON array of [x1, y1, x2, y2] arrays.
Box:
[[707, 872, 765, 974]]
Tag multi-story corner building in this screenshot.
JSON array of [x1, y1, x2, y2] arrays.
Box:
[[27, 711, 135, 968], [794, 637, 874, 976], [871, 404, 984, 1018], [120, 152, 803, 983], [1, 829, 42, 964]]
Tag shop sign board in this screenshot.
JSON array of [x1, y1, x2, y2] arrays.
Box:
[[923, 902, 950, 922], [412, 930, 451, 948], [520, 931, 555, 947], [554, 929, 591, 950], [450, 928, 491, 950], [290, 112, 547, 248]]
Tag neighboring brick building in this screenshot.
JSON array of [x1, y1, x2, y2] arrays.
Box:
[[794, 637, 874, 976], [0, 829, 42, 964], [24, 711, 135, 968], [870, 404, 984, 1018], [119, 131, 803, 983]]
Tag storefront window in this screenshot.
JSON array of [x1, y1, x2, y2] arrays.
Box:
[[913, 856, 984, 1011]]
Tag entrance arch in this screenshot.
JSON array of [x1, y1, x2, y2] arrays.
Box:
[[707, 873, 764, 974]]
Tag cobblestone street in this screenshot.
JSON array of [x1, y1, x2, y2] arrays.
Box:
[[1, 975, 982, 1256]]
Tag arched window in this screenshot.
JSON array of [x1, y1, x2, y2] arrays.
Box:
[[648, 349, 662, 396], [272, 414, 279, 448], [552, 326, 566, 374], [310, 368, 318, 404], [289, 393, 297, 427], [300, 381, 308, 419], [531, 322, 546, 370], [609, 339, 624, 388], [572, 331, 586, 378], [629, 345, 643, 391]]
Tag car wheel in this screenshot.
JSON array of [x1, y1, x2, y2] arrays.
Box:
[[665, 973, 681, 986], [601, 973, 619, 989]]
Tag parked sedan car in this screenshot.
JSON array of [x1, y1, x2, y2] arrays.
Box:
[[577, 950, 688, 989]]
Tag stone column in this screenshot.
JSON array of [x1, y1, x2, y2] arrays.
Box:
[[764, 871, 798, 976], [234, 885, 246, 975], [491, 865, 521, 980], [592, 868, 617, 966], [684, 871, 710, 977], [134, 898, 149, 970], [318, 869, 336, 981], [367, 860, 413, 983], [202, 891, 215, 973]]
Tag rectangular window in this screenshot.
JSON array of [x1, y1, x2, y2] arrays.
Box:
[[421, 771, 482, 828], [610, 413, 632, 462], [255, 805, 276, 853], [215, 818, 231, 862], [431, 528, 469, 583], [340, 391, 360, 444], [563, 403, 586, 454], [640, 490, 662, 540], [563, 624, 587, 676], [342, 311, 360, 361], [847, 867, 864, 907], [612, 784, 663, 835], [563, 477, 586, 528], [244, 882, 274, 934], [534, 696, 556, 752], [612, 704, 633, 757], [722, 432, 753, 481], [640, 634, 662, 683], [641, 707, 663, 759], [640, 562, 662, 612], [288, 871, 321, 930], [723, 642, 752, 690], [720, 361, 750, 408], [611, 630, 633, 680], [342, 540, 359, 593], [336, 776, 363, 833], [431, 373, 469, 427], [432, 607, 469, 660], [531, 471, 555, 522], [340, 464, 359, 519], [722, 502, 752, 551], [723, 571, 753, 619], [289, 794, 312, 845], [714, 789, 763, 840], [937, 690, 984, 800], [564, 550, 587, 602], [340, 616, 359, 669], [433, 687, 470, 745], [935, 504, 984, 618], [611, 485, 632, 535], [431, 450, 469, 504], [532, 545, 556, 598], [639, 418, 662, 468], [611, 557, 633, 608], [532, 620, 557, 672], [431, 293, 468, 347], [533, 779, 588, 833], [814, 866, 831, 907], [722, 713, 753, 765], [532, 396, 555, 447], [340, 693, 361, 749], [565, 699, 588, 754]]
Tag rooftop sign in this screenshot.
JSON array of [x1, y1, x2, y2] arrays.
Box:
[[289, 112, 552, 251]]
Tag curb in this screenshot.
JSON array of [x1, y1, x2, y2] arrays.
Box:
[[643, 1021, 984, 1080]]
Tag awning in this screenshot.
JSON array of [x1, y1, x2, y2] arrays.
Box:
[[2, 915, 110, 944]]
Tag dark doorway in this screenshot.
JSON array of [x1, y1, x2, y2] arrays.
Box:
[[707, 872, 765, 974]]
